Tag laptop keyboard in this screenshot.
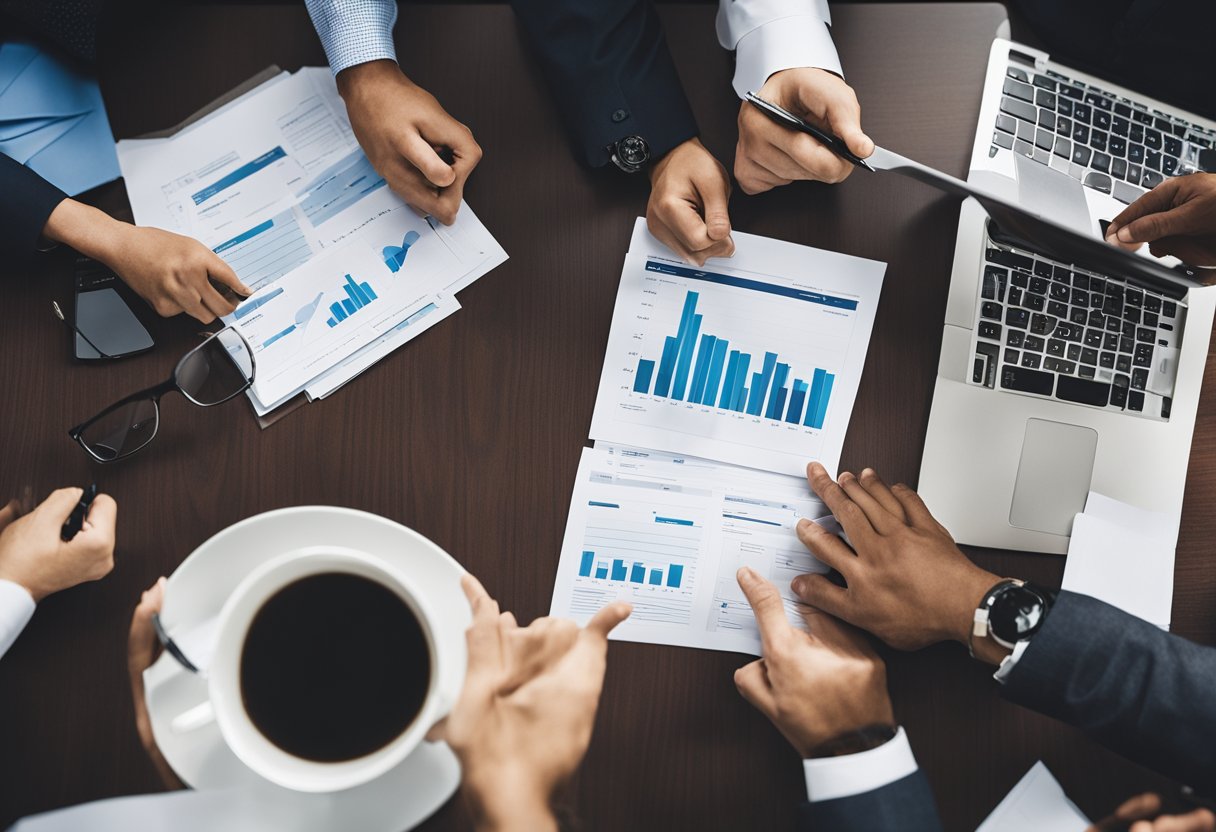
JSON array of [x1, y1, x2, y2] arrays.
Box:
[[992, 61, 1216, 204], [970, 238, 1186, 421]]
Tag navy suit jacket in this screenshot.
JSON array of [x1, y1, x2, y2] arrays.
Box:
[[509, 0, 699, 169], [798, 591, 1216, 830], [0, 153, 66, 267]]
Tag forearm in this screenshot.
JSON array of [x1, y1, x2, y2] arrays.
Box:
[[41, 199, 127, 264]]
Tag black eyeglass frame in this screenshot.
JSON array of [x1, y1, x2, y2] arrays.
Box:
[[67, 327, 256, 463]]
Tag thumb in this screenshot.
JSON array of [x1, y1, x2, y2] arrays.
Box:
[[401, 133, 456, 188], [698, 173, 732, 243], [1117, 208, 1190, 245], [839, 123, 875, 159], [585, 601, 632, 640], [206, 251, 252, 297], [38, 487, 85, 524]]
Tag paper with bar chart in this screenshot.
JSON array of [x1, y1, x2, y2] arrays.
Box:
[[589, 230, 885, 477], [551, 446, 833, 654], [229, 242, 442, 407]]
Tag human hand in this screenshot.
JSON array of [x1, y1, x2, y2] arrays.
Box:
[[646, 138, 735, 266], [1106, 173, 1216, 267], [0, 487, 116, 602], [429, 575, 631, 832], [1088, 793, 1216, 832], [42, 200, 250, 324], [127, 578, 184, 790], [337, 60, 481, 226], [735, 68, 873, 194], [733, 567, 893, 757], [789, 463, 1005, 658]]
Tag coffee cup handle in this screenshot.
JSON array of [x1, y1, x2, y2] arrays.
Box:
[[170, 700, 216, 734]]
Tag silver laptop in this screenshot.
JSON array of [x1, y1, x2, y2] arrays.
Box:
[[917, 38, 1216, 554]]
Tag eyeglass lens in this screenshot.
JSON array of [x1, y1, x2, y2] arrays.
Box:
[[77, 398, 159, 461], [176, 329, 254, 406]]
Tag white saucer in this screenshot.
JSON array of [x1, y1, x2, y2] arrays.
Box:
[[144, 507, 471, 832]]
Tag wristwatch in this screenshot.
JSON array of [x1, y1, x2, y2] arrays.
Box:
[[608, 135, 650, 174], [970, 578, 1056, 654]]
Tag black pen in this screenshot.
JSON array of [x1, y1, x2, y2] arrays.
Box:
[[60, 484, 97, 541], [744, 91, 874, 171]]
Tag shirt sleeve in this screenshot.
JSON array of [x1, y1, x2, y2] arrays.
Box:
[[803, 727, 921, 802], [716, 0, 843, 99], [992, 637, 1031, 683], [0, 580, 35, 660], [304, 0, 399, 76]]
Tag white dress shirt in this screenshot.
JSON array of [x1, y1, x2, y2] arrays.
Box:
[[304, 0, 399, 76], [0, 579, 35, 659], [803, 726, 920, 802], [716, 0, 843, 99]]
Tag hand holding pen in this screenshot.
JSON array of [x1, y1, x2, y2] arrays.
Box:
[[737, 68, 874, 193], [0, 486, 116, 602]]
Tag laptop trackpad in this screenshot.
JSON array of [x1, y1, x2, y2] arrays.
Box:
[[1009, 419, 1098, 535]]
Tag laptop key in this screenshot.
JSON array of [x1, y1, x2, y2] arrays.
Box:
[[1007, 330, 1025, 347], [1088, 310, 1105, 328], [1055, 375, 1110, 406], [1143, 311, 1159, 328], [1007, 66, 1030, 82], [1099, 351, 1116, 369], [1036, 90, 1057, 109], [1163, 300, 1177, 318], [1128, 143, 1145, 163], [1069, 308, 1088, 325], [1135, 325, 1154, 342], [1020, 353, 1043, 370], [1053, 137, 1071, 158], [1111, 158, 1128, 179], [1010, 270, 1028, 288], [1072, 123, 1090, 144], [1128, 390, 1145, 412], [1008, 286, 1024, 306], [1110, 379, 1129, 408], [1035, 261, 1054, 279], [979, 322, 1002, 340], [1091, 131, 1108, 153], [1049, 283, 1070, 301], [1033, 73, 1056, 91], [1083, 328, 1103, 347], [1066, 344, 1082, 361], [1165, 134, 1183, 156], [1093, 110, 1111, 131], [1133, 343, 1154, 366], [1060, 85, 1083, 101], [1145, 149, 1162, 171], [1056, 116, 1072, 135], [1025, 335, 1046, 352], [982, 266, 1006, 299], [1001, 365, 1053, 395], [1073, 103, 1092, 123], [1044, 358, 1077, 375], [987, 248, 1034, 270], [1029, 276, 1049, 294], [1162, 155, 1179, 176], [1078, 365, 1096, 380], [1086, 93, 1113, 111], [1103, 332, 1119, 350], [1145, 295, 1161, 313], [1081, 347, 1099, 365], [1120, 335, 1134, 353], [1046, 339, 1066, 357], [1131, 368, 1148, 389], [1006, 308, 1030, 328], [1072, 145, 1092, 166], [1108, 136, 1126, 157], [1162, 397, 1172, 419], [1058, 99, 1074, 118], [1025, 294, 1045, 312], [1004, 349, 1020, 364], [1001, 96, 1038, 123], [1142, 170, 1165, 189], [1145, 128, 1163, 150], [1111, 116, 1129, 137], [1116, 354, 1132, 372], [1004, 78, 1035, 102], [1092, 153, 1111, 173], [1125, 307, 1141, 325], [1084, 172, 1112, 193], [1018, 120, 1036, 143], [1048, 301, 1068, 318], [1039, 111, 1056, 132], [1029, 314, 1053, 335]]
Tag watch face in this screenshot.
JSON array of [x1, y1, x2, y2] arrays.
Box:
[[618, 135, 649, 167], [990, 585, 1048, 644]]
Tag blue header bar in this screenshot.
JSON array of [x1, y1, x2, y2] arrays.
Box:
[[645, 260, 858, 310], [192, 146, 287, 205]]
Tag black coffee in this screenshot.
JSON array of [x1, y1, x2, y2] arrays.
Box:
[[240, 572, 431, 763]]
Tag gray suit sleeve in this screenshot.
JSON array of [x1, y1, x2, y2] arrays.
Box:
[[796, 770, 944, 832], [1001, 590, 1216, 791]]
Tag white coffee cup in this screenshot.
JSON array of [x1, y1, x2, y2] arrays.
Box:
[[169, 545, 459, 793]]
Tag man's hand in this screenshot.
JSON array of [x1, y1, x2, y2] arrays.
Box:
[[734, 567, 894, 757], [337, 60, 481, 226], [647, 138, 735, 266], [1106, 173, 1216, 267], [735, 68, 873, 194], [0, 487, 116, 602], [429, 575, 631, 832], [42, 200, 250, 324], [1088, 793, 1216, 832], [789, 463, 1005, 658], [127, 578, 183, 790]]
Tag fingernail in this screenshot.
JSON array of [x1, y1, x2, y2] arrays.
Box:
[[792, 577, 806, 595], [1117, 227, 1134, 242], [738, 566, 757, 584], [796, 518, 812, 533]]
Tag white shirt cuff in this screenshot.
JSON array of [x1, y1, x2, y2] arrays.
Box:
[[729, 16, 843, 99], [993, 638, 1032, 683], [0, 579, 35, 660], [803, 726, 919, 802]]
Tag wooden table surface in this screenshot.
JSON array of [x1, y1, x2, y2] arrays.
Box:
[[2, 4, 1213, 830]]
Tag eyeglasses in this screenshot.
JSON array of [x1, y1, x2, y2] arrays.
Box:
[[68, 328, 256, 463]]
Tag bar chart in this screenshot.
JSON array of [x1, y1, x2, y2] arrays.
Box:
[[631, 289, 838, 429], [326, 273, 379, 327], [578, 549, 686, 588]]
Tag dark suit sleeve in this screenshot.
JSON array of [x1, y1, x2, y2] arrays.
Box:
[[797, 770, 944, 832], [1001, 591, 1216, 790], [0, 153, 67, 266], [510, 0, 699, 168]]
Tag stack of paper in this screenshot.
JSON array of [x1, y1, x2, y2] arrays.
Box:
[[116, 68, 506, 416], [549, 220, 886, 655], [0, 42, 120, 194], [977, 761, 1090, 832], [1063, 492, 1178, 630]]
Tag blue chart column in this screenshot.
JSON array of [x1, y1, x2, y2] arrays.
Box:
[[766, 362, 790, 419], [746, 352, 778, 416], [687, 334, 717, 404], [658, 291, 700, 399], [805, 369, 827, 428], [729, 353, 752, 411], [653, 337, 679, 397], [672, 306, 703, 400], [810, 372, 835, 429], [634, 359, 655, 393], [703, 340, 729, 407], [579, 551, 594, 577], [719, 351, 741, 408], [786, 379, 808, 423], [629, 563, 646, 583], [666, 564, 684, 588], [611, 560, 628, 581]]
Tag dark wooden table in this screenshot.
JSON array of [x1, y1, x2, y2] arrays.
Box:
[[3, 4, 1214, 830]]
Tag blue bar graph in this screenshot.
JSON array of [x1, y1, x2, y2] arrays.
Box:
[[630, 287, 837, 427], [326, 273, 380, 328], [630, 563, 646, 583], [648, 569, 663, 585], [611, 560, 628, 581], [667, 565, 684, 588], [579, 551, 594, 577], [634, 359, 655, 393], [595, 564, 608, 579]]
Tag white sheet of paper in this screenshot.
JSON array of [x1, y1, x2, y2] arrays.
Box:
[[589, 219, 885, 477], [10, 789, 313, 832], [1083, 490, 1179, 543], [1063, 512, 1174, 630], [550, 445, 831, 654], [977, 761, 1090, 832]]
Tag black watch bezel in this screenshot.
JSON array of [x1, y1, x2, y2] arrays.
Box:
[[983, 580, 1055, 648], [608, 135, 650, 173]]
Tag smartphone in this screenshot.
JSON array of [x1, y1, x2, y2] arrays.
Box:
[[74, 256, 154, 360]]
